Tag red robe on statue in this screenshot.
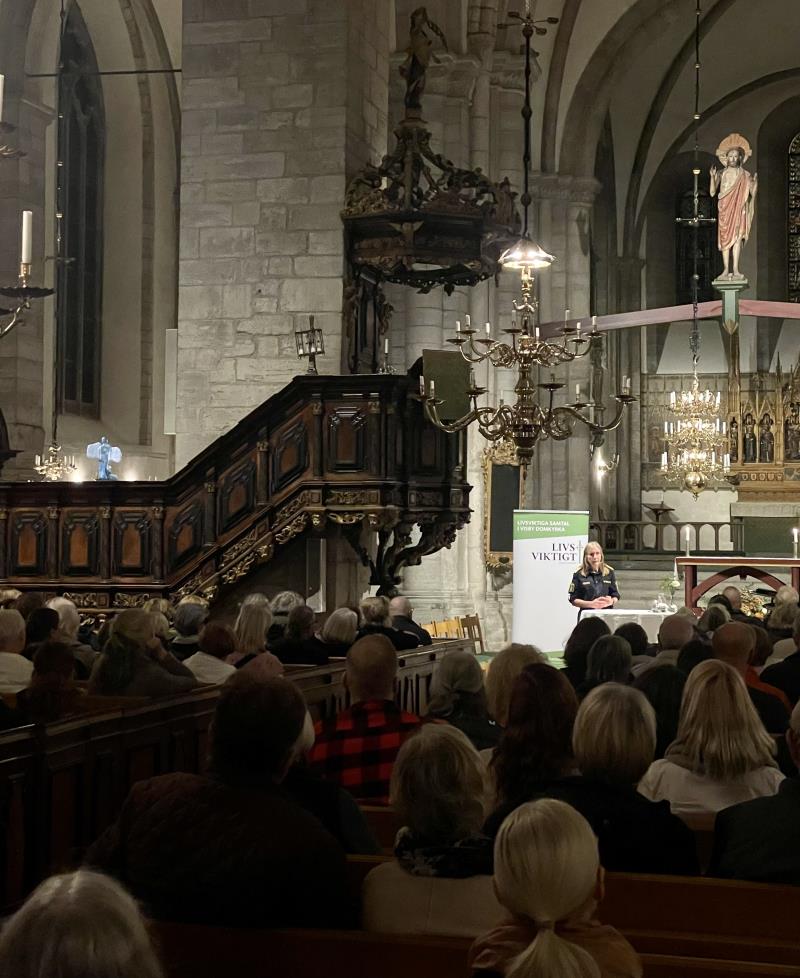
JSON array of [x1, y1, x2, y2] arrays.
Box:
[[717, 167, 754, 252]]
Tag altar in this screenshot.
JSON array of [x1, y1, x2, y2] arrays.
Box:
[[677, 556, 800, 608], [581, 608, 668, 643]]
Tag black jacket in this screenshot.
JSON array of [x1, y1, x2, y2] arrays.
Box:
[[710, 778, 800, 884], [762, 651, 800, 708], [391, 615, 432, 646], [356, 624, 419, 651]]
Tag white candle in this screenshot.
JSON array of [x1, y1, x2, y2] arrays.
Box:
[[623, 375, 630, 393], [419, 375, 425, 396], [661, 451, 668, 469], [591, 315, 597, 329], [455, 319, 461, 332], [0, 75, 4, 123], [663, 421, 668, 434], [793, 528, 798, 544], [534, 325, 540, 340], [576, 321, 581, 336], [684, 525, 691, 556], [670, 391, 676, 407], [465, 314, 471, 328], [383, 337, 389, 355], [469, 368, 476, 389], [564, 308, 570, 322], [485, 321, 491, 335], [21, 210, 32, 264], [429, 379, 435, 397], [575, 384, 581, 399]]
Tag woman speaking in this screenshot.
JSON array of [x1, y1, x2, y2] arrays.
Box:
[[568, 542, 620, 611]]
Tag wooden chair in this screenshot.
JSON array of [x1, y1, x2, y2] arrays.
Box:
[[458, 614, 485, 653], [435, 617, 462, 640], [419, 622, 436, 638]]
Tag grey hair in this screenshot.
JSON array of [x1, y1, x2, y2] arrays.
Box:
[[770, 600, 799, 630], [390, 724, 488, 843], [427, 649, 485, 717], [173, 602, 207, 637], [321, 608, 358, 645], [0, 610, 25, 653], [46, 596, 81, 639], [270, 591, 305, 620], [0, 869, 164, 978]]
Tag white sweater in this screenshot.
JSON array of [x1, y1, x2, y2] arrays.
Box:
[[637, 758, 783, 816]]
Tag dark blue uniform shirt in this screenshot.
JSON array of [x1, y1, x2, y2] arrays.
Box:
[[568, 567, 620, 605]]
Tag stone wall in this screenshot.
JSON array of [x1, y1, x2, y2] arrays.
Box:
[[175, 0, 390, 467]]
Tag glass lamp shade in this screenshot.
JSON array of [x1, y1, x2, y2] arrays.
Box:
[[499, 235, 556, 271]]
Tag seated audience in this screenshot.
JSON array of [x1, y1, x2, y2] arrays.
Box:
[[0, 609, 33, 693], [143, 596, 174, 622], [750, 623, 774, 672], [762, 613, 800, 704], [357, 595, 419, 650], [485, 642, 544, 728], [149, 611, 173, 654], [638, 659, 783, 816], [633, 664, 686, 759], [22, 606, 60, 660], [470, 799, 642, 978], [562, 616, 610, 690], [308, 634, 420, 803], [576, 635, 632, 698], [169, 601, 207, 660], [633, 613, 695, 676], [0, 588, 21, 609], [707, 592, 734, 615], [389, 595, 432, 646], [86, 674, 352, 927], [363, 724, 505, 937], [13, 591, 46, 621], [766, 589, 798, 649], [676, 638, 713, 675], [614, 621, 650, 658], [183, 622, 237, 685], [268, 590, 305, 645], [426, 649, 500, 750], [712, 621, 790, 732], [299, 607, 359, 664], [47, 596, 98, 677], [709, 701, 800, 884], [487, 663, 578, 825], [88, 609, 196, 698], [17, 641, 85, 723], [270, 605, 319, 665], [229, 602, 283, 679], [723, 585, 764, 626], [0, 869, 165, 978], [697, 603, 730, 639]]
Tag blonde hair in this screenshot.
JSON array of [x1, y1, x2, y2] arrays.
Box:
[[270, 591, 304, 618], [486, 643, 545, 726], [580, 541, 607, 576], [697, 604, 730, 634], [390, 724, 487, 843], [111, 609, 156, 647], [148, 612, 171, 642], [142, 597, 173, 621], [574, 684, 656, 786], [667, 659, 777, 779], [321, 608, 358, 645], [775, 585, 799, 606], [234, 603, 273, 655], [177, 594, 209, 609], [0, 869, 164, 978], [494, 800, 601, 978], [360, 595, 391, 627], [769, 600, 799, 630]]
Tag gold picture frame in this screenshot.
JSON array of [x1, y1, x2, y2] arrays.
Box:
[[482, 440, 524, 570]]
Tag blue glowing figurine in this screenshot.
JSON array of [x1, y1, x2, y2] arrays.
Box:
[[86, 436, 122, 480]]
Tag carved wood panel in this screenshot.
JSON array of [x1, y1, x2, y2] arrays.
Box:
[[218, 458, 256, 534], [270, 420, 309, 495], [326, 405, 368, 474], [112, 510, 152, 578], [9, 511, 48, 577], [60, 510, 100, 577], [166, 501, 204, 573]]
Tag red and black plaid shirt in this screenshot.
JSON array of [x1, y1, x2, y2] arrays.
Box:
[[308, 699, 421, 804]]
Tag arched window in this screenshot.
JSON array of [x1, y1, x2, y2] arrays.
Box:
[[57, 4, 105, 417], [789, 132, 800, 303], [675, 186, 716, 305]]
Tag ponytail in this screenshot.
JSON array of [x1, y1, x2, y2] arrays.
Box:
[[507, 928, 600, 978]]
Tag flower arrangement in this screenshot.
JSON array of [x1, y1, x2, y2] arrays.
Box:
[[661, 575, 681, 601], [739, 584, 767, 620]]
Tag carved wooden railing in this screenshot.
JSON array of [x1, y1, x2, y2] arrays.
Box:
[[590, 519, 745, 554], [0, 375, 470, 610]]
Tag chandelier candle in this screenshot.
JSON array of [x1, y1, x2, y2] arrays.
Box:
[[684, 525, 691, 557], [794, 528, 799, 560], [20, 210, 32, 266]]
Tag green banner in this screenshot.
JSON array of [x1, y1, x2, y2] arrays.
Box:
[[513, 510, 589, 541]]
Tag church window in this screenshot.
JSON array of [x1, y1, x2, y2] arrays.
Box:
[[788, 133, 800, 303], [57, 5, 105, 417]]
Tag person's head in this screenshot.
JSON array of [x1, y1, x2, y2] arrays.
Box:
[[242, 592, 270, 608], [360, 595, 391, 627], [389, 596, 413, 619], [707, 593, 734, 615], [14, 591, 46, 621], [32, 640, 76, 681], [774, 585, 799, 607], [574, 683, 657, 785], [563, 617, 611, 687], [491, 663, 579, 806], [722, 586, 742, 611], [25, 607, 60, 646], [581, 541, 605, 574], [24, 641, 80, 722], [176, 594, 209, 611], [111, 609, 156, 648], [390, 724, 487, 844], [485, 643, 545, 726], [285, 604, 315, 642], [345, 634, 397, 702], [149, 612, 171, 646], [269, 591, 304, 624], [667, 659, 776, 780], [697, 604, 730, 635], [427, 649, 486, 718], [711, 621, 754, 674], [613, 622, 648, 657], [658, 613, 695, 652], [199, 622, 238, 661], [93, 610, 156, 694], [0, 609, 26, 654], [234, 602, 272, 655], [211, 673, 306, 784], [493, 800, 602, 977], [0, 588, 21, 609], [173, 601, 207, 639], [787, 701, 800, 771], [583, 635, 632, 689], [750, 624, 773, 669], [142, 597, 173, 622], [676, 638, 713, 676], [632, 665, 686, 760], [46, 597, 81, 641], [0, 869, 164, 978], [769, 599, 799, 631], [320, 608, 358, 646]]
